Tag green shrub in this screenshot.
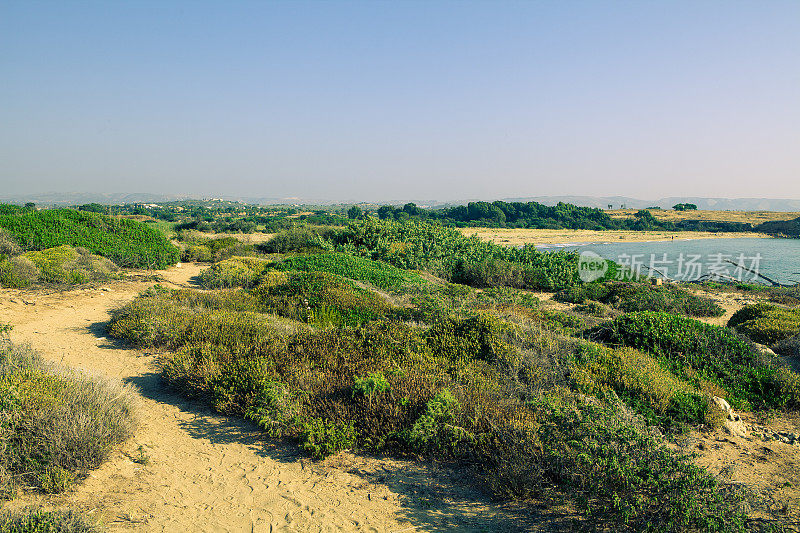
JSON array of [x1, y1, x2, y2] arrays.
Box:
[[107, 285, 757, 529], [0, 507, 100, 533], [254, 271, 391, 327], [245, 381, 300, 438], [258, 227, 333, 254], [199, 256, 273, 289], [0, 256, 40, 287], [404, 389, 473, 454], [179, 235, 253, 263], [589, 311, 797, 409], [487, 395, 747, 532], [10, 245, 121, 286], [0, 343, 136, 496], [273, 253, 418, 289], [0, 228, 20, 257], [556, 281, 725, 318], [728, 303, 800, 345], [0, 207, 179, 268], [569, 344, 713, 429], [352, 372, 390, 400], [334, 219, 579, 291], [299, 418, 357, 459]]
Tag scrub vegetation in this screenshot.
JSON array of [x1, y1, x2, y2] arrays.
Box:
[[0, 205, 179, 269], [0, 341, 136, 498], [102, 216, 800, 532]]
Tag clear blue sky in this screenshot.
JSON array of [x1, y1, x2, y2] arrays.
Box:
[[1, 1, 798, 202]]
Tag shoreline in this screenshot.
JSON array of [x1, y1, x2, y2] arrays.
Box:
[[460, 228, 774, 246]]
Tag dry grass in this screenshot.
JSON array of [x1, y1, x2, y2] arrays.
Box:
[[0, 342, 137, 496]]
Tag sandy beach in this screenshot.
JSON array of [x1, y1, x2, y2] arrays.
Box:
[[461, 227, 773, 247]]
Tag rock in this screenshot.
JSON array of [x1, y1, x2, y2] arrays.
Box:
[[99, 287, 111, 292], [754, 343, 777, 357], [724, 418, 748, 437], [712, 396, 732, 412], [175, 263, 182, 268]]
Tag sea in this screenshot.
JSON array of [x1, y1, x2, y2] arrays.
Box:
[[536, 237, 800, 285]]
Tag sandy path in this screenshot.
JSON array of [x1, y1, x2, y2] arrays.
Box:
[[0, 266, 549, 532]]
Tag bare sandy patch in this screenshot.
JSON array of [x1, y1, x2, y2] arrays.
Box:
[[461, 227, 771, 247]]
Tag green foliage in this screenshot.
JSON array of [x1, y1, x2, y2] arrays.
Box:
[[728, 303, 800, 345], [254, 271, 391, 327], [178, 233, 253, 263], [1, 245, 121, 288], [0, 207, 179, 268], [352, 372, 390, 400], [299, 418, 357, 460], [488, 396, 746, 532], [273, 253, 418, 289], [199, 256, 274, 289], [245, 381, 299, 437], [334, 219, 579, 291], [405, 389, 473, 454], [673, 203, 698, 211], [589, 311, 798, 409], [258, 227, 334, 254], [556, 281, 725, 317], [0, 343, 136, 497], [0, 507, 100, 533]]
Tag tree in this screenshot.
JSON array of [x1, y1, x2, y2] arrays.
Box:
[[347, 205, 363, 220], [673, 203, 698, 211], [24, 202, 36, 209]]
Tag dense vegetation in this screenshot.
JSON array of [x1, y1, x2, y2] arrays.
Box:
[[375, 200, 669, 230], [372, 200, 770, 233], [0, 340, 136, 497], [107, 253, 773, 530], [588, 311, 800, 410], [756, 216, 800, 237], [555, 281, 725, 318], [0, 245, 121, 288], [333, 219, 583, 291], [0, 205, 179, 268], [728, 303, 800, 345]]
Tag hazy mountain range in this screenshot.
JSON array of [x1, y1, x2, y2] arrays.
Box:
[[2, 192, 800, 212]]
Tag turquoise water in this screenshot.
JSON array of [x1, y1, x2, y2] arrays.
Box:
[[537, 238, 800, 285]]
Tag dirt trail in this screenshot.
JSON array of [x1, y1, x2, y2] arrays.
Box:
[[0, 265, 548, 532]]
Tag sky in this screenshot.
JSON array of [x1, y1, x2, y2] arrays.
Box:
[[1, 0, 799, 202]]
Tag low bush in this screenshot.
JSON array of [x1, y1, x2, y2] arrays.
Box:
[[273, 253, 418, 289], [588, 311, 799, 410], [0, 507, 100, 533], [0, 207, 179, 268], [569, 343, 715, 429], [254, 271, 392, 327], [1, 246, 121, 288], [728, 303, 800, 345], [257, 227, 333, 254], [0, 343, 136, 496], [199, 256, 274, 289], [178, 234, 255, 263], [556, 281, 725, 318]]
